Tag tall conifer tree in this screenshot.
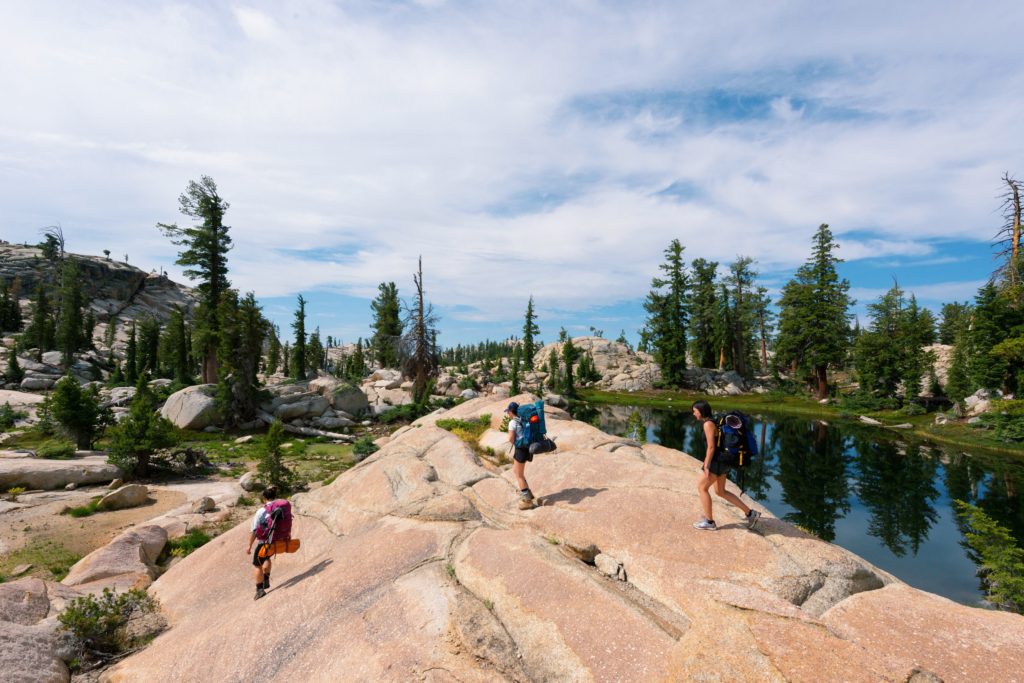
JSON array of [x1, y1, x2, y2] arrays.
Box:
[[641, 240, 689, 386], [774, 224, 852, 399]]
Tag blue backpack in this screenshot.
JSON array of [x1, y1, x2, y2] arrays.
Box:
[[514, 401, 547, 448], [715, 410, 758, 468]]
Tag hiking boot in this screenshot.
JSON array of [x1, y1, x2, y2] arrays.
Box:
[[254, 586, 266, 601], [263, 576, 271, 590], [518, 490, 536, 510], [746, 509, 761, 529], [693, 517, 717, 531]]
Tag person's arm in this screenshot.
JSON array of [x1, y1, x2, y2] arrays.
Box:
[[508, 419, 516, 445], [247, 530, 256, 553], [703, 421, 717, 472]]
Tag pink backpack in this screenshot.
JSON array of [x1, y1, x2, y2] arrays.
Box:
[[256, 500, 292, 541]]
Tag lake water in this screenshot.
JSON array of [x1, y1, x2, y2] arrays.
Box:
[[574, 402, 1024, 606]]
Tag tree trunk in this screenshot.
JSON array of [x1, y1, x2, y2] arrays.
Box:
[[203, 349, 218, 384], [815, 364, 828, 400], [758, 311, 768, 371]]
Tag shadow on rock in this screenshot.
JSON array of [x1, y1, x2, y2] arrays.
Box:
[[277, 559, 333, 591], [542, 487, 607, 505]]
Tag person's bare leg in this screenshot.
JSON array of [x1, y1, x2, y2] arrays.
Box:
[[513, 460, 528, 491], [714, 475, 751, 516], [697, 471, 714, 520]]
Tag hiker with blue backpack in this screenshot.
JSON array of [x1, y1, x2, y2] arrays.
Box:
[[247, 486, 293, 600], [506, 400, 556, 510], [691, 400, 761, 531]]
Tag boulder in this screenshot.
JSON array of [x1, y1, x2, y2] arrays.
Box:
[[274, 395, 329, 421], [234, 435, 253, 445], [98, 484, 150, 510], [0, 453, 121, 490], [20, 376, 56, 391], [0, 621, 69, 683], [313, 415, 354, 430], [328, 383, 370, 415], [460, 388, 479, 399], [159, 384, 220, 430], [191, 496, 216, 514], [858, 415, 883, 426], [545, 393, 568, 408], [239, 472, 261, 492], [62, 526, 167, 595]]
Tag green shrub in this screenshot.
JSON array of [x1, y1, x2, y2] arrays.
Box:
[[58, 588, 158, 664], [237, 494, 256, 506], [5, 486, 26, 501], [838, 391, 900, 412], [0, 402, 27, 429], [980, 400, 1024, 443], [458, 376, 479, 391], [954, 501, 1024, 613], [436, 416, 490, 440], [37, 439, 76, 459], [64, 497, 102, 518], [902, 402, 927, 417], [257, 420, 295, 492], [167, 528, 211, 558], [353, 435, 379, 459], [107, 379, 177, 478]]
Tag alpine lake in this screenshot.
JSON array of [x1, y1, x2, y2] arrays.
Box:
[[572, 401, 1024, 607]]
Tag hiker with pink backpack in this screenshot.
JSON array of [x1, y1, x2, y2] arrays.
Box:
[[246, 486, 294, 600]]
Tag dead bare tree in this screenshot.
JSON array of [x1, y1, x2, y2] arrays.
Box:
[[994, 172, 1023, 289], [400, 256, 440, 404]]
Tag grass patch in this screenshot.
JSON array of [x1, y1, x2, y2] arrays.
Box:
[[64, 497, 103, 518], [167, 528, 211, 558], [436, 416, 498, 462], [37, 439, 76, 459], [237, 494, 256, 506], [283, 442, 356, 484], [0, 539, 82, 581]]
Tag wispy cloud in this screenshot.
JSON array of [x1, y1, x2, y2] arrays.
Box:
[[0, 1, 1020, 327]]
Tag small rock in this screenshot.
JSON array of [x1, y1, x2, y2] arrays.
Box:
[[594, 553, 625, 581], [203, 425, 224, 433], [281, 442, 293, 449], [234, 435, 254, 445], [858, 416, 883, 426], [890, 423, 913, 429], [11, 564, 32, 576], [460, 389, 479, 399], [819, 398, 831, 405], [191, 496, 216, 514], [108, 478, 124, 489], [934, 414, 949, 425], [64, 482, 77, 490], [967, 416, 983, 425]]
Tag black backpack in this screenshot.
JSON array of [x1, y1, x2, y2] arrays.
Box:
[[715, 410, 757, 468]]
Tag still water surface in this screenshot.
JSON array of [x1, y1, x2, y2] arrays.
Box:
[[575, 403, 1024, 606]]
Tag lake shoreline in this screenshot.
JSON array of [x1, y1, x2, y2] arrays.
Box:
[[579, 388, 1024, 459]]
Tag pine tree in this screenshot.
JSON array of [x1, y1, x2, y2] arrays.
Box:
[[522, 296, 540, 371], [939, 302, 971, 345], [854, 282, 930, 402], [158, 307, 190, 385], [107, 377, 176, 478], [125, 323, 138, 385], [258, 420, 294, 492], [752, 286, 775, 372], [137, 317, 161, 378], [266, 325, 281, 376], [347, 338, 366, 383], [688, 258, 718, 368], [774, 224, 853, 399], [715, 284, 734, 370], [641, 239, 689, 386], [282, 341, 290, 377], [510, 345, 521, 395], [615, 329, 631, 350], [401, 257, 439, 404], [0, 280, 23, 333], [50, 375, 111, 449], [969, 284, 1015, 392], [157, 176, 232, 383], [725, 256, 759, 377], [55, 260, 87, 367], [291, 294, 307, 380], [561, 335, 580, 397], [5, 351, 24, 384], [307, 327, 324, 373], [22, 285, 55, 360], [546, 347, 560, 391], [216, 291, 266, 425], [370, 282, 402, 369]]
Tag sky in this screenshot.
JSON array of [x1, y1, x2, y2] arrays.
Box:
[[1, 1, 1021, 347]]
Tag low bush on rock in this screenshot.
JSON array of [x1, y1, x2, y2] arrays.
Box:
[[980, 400, 1024, 443], [107, 379, 178, 478], [37, 439, 76, 459], [59, 587, 159, 668], [64, 497, 102, 518], [352, 435, 379, 459], [168, 528, 211, 558], [257, 420, 296, 492]]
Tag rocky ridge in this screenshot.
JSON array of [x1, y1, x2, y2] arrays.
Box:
[[103, 393, 1024, 683]]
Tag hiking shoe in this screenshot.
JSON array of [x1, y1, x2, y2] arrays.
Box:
[[254, 587, 266, 601], [518, 496, 537, 510], [746, 510, 762, 529], [263, 576, 270, 590], [693, 517, 717, 531]]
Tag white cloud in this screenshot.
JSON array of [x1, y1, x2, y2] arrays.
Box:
[[0, 1, 1021, 322]]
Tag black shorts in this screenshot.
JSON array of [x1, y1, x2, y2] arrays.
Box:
[[252, 543, 271, 567], [703, 455, 729, 476], [513, 446, 533, 463]]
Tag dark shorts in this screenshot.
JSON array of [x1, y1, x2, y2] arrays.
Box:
[[252, 543, 271, 567], [703, 455, 729, 476], [513, 446, 533, 463]]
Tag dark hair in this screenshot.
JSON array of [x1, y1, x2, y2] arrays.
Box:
[[262, 485, 278, 501], [691, 400, 713, 420]]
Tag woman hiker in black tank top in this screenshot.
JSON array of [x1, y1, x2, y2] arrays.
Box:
[[692, 400, 761, 531]]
